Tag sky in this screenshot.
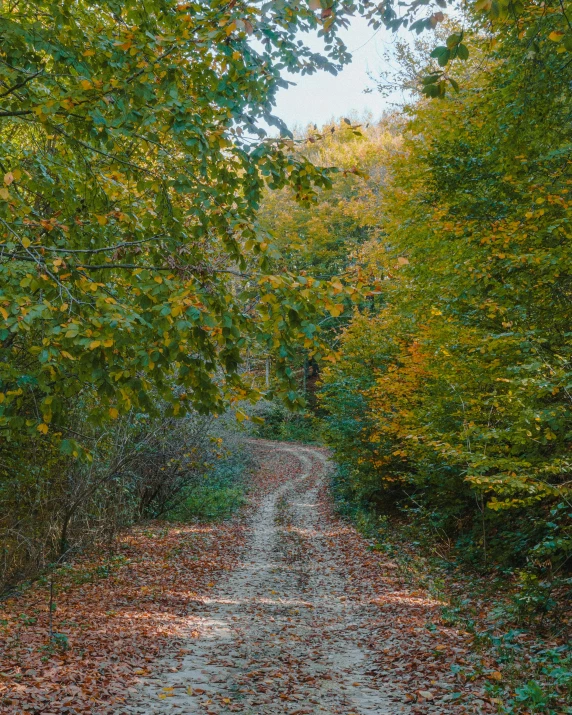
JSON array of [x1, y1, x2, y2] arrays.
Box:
[[270, 16, 396, 132]]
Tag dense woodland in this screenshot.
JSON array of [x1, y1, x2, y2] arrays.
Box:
[[263, 24, 572, 587], [1, 0, 572, 712], [0, 0, 571, 647]]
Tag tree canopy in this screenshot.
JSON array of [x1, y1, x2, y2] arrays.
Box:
[[0, 0, 365, 455], [318, 14, 572, 570]]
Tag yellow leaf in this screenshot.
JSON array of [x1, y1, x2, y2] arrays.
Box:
[[60, 351, 75, 360], [0, 307, 8, 320], [12, 169, 21, 181], [89, 340, 101, 349], [95, 214, 107, 226], [80, 79, 92, 90], [37, 423, 49, 434], [397, 256, 410, 265], [489, 671, 502, 681], [0, 393, 4, 403], [548, 30, 565, 42], [109, 407, 119, 419], [103, 338, 114, 347], [154, 275, 163, 284], [60, 303, 69, 312], [83, 49, 96, 56], [4, 172, 14, 186], [0, 188, 9, 200]]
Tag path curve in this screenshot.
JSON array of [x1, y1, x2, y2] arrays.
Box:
[[122, 442, 409, 714]]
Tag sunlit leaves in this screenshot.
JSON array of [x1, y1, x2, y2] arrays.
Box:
[[320, 17, 572, 568], [0, 0, 363, 445]]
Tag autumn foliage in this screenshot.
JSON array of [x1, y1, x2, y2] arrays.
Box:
[[320, 21, 572, 573]]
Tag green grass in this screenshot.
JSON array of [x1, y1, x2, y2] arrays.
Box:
[[167, 451, 250, 522]]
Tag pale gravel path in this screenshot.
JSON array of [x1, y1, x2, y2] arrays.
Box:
[[120, 442, 409, 715]]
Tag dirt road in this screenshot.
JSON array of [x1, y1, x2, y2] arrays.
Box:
[[121, 441, 486, 715]]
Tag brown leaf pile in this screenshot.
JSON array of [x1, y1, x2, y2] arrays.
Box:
[[0, 520, 247, 714], [318, 482, 501, 714]]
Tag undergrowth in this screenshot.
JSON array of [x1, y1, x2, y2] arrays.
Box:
[[331, 465, 572, 715], [166, 445, 251, 522], [251, 401, 322, 444]]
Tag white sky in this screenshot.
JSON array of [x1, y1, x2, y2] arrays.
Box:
[[270, 16, 395, 131]]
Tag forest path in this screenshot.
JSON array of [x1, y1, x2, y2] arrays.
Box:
[[123, 441, 404, 714], [121, 441, 480, 715]]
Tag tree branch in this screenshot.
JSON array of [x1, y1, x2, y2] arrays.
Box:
[[0, 109, 34, 117], [0, 236, 172, 254], [0, 70, 43, 99]]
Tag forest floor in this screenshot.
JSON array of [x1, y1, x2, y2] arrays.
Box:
[[2, 441, 500, 715]]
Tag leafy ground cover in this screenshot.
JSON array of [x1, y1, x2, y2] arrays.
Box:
[[331, 469, 572, 714], [0, 517, 248, 714], [112, 440, 499, 714], [0, 440, 300, 715], [3, 439, 570, 715]]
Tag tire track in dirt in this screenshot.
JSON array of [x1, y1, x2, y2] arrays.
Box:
[[122, 442, 404, 714], [122, 441, 491, 715]]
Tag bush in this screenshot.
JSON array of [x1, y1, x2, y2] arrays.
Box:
[[249, 400, 320, 443], [0, 406, 239, 592]]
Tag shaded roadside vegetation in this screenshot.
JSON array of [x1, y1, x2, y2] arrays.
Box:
[[260, 18, 572, 599], [332, 465, 572, 714], [166, 438, 251, 523], [254, 12, 572, 712], [1, 410, 249, 593], [0, 0, 358, 595], [318, 21, 572, 596]]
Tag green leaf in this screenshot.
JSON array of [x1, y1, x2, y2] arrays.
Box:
[[446, 32, 463, 49], [431, 45, 449, 58], [457, 44, 470, 60]]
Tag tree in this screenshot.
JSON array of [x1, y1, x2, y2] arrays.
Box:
[[320, 19, 572, 569], [0, 0, 361, 454]]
